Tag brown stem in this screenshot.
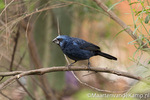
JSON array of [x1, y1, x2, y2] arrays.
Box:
[[21, 18, 56, 100], [10, 27, 20, 71], [0, 66, 143, 93], [0, 66, 141, 80], [16, 79, 35, 100], [93, 0, 148, 48]]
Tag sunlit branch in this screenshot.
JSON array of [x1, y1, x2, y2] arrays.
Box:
[[0, 66, 141, 90]]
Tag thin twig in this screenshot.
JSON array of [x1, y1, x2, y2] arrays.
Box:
[[24, 16, 56, 99], [0, 91, 11, 100], [93, 0, 148, 49], [0, 77, 4, 82], [15, 50, 26, 70], [71, 71, 120, 93], [0, 76, 16, 90], [0, 3, 73, 32], [57, 17, 60, 35], [10, 27, 20, 71], [64, 55, 116, 93], [16, 79, 35, 100], [30, 76, 48, 94], [0, 0, 15, 17]]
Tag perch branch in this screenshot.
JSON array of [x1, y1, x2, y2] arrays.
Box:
[[0, 67, 141, 80], [0, 66, 141, 90]]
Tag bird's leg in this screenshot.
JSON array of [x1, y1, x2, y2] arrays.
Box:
[[88, 59, 98, 73], [88, 59, 91, 69], [67, 60, 77, 69]]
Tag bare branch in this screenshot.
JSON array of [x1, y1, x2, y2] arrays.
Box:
[[0, 77, 4, 82], [93, 0, 148, 49], [0, 0, 15, 17], [16, 79, 35, 100], [24, 15, 56, 99], [72, 71, 115, 93], [0, 76, 16, 90], [0, 66, 142, 90], [15, 50, 26, 70], [0, 67, 140, 80], [0, 91, 11, 100], [10, 27, 20, 71], [57, 17, 61, 35]]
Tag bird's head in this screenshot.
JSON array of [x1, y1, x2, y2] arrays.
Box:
[[52, 35, 70, 46]]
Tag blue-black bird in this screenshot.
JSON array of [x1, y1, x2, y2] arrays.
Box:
[[53, 35, 117, 68]]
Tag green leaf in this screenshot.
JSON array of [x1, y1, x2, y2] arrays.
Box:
[[114, 27, 129, 38], [129, 1, 140, 5], [107, 0, 124, 12], [148, 61, 150, 64], [0, 0, 5, 10], [128, 38, 138, 45], [145, 14, 150, 24], [135, 10, 142, 16], [133, 25, 141, 35]]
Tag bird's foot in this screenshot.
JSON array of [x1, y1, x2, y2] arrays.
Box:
[[67, 64, 72, 70], [67, 61, 77, 70], [87, 60, 91, 72], [87, 65, 91, 69], [87, 65, 91, 72]]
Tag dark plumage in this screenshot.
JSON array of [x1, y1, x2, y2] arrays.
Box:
[[53, 35, 117, 68]]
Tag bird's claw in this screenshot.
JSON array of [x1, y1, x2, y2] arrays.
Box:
[[87, 60, 91, 72], [67, 64, 72, 70], [87, 65, 91, 72]]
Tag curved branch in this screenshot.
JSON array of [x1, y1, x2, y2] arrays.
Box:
[[0, 66, 141, 90], [0, 67, 140, 80]]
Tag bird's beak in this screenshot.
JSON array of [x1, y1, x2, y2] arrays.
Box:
[[52, 38, 59, 45]]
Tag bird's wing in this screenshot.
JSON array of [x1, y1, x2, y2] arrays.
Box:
[[80, 42, 100, 51], [72, 38, 100, 51]]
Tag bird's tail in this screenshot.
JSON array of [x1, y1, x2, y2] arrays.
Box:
[[98, 52, 117, 60]]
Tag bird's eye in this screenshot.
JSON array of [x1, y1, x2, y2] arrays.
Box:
[[57, 38, 63, 42]]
